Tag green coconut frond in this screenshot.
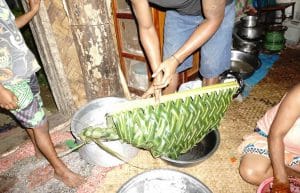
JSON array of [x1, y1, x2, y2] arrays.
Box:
[[80, 81, 239, 159]]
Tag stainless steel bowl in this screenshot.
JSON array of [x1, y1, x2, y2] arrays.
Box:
[[160, 129, 220, 167], [230, 50, 261, 79], [232, 28, 263, 55], [117, 169, 213, 193], [233, 40, 259, 55], [237, 24, 264, 40], [241, 15, 258, 27], [71, 97, 139, 167]]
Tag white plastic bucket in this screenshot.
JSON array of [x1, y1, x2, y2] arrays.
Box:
[[284, 19, 300, 45]]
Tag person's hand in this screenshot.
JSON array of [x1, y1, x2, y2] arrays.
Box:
[[271, 178, 291, 193], [142, 83, 161, 100], [244, 5, 257, 16], [0, 86, 18, 110], [27, 0, 41, 14], [152, 55, 180, 90], [142, 74, 162, 102]]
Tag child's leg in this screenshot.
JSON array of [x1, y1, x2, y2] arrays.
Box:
[[32, 122, 84, 187], [239, 154, 273, 185], [25, 128, 43, 158], [5, 75, 84, 187], [26, 127, 67, 159]]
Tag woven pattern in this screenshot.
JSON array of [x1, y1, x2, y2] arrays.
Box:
[[108, 82, 239, 159]]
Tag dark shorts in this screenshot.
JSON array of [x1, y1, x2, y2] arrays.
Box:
[[3, 75, 46, 128]]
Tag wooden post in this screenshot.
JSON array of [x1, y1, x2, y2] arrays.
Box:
[[65, 0, 124, 100]]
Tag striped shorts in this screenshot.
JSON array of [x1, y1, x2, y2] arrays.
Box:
[[3, 74, 46, 128], [239, 128, 300, 167]]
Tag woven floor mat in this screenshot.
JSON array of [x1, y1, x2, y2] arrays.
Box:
[[95, 48, 300, 193]]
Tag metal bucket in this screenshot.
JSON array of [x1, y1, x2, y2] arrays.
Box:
[[230, 50, 261, 79], [71, 97, 139, 167], [117, 169, 212, 193], [241, 15, 258, 27], [160, 130, 220, 167]]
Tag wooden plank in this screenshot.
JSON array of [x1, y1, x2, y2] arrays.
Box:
[[46, 0, 87, 108], [65, 0, 124, 100]]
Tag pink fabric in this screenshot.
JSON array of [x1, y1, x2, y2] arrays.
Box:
[[256, 101, 300, 155]]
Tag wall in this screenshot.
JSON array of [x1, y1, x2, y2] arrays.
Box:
[[43, 0, 87, 108], [29, 0, 123, 113], [295, 0, 300, 21]]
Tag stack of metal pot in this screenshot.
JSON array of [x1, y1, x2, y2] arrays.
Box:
[[230, 15, 264, 79], [233, 15, 264, 56]]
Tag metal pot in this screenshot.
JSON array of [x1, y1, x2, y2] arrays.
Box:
[[264, 42, 285, 52], [233, 30, 262, 55], [230, 50, 261, 79], [265, 24, 287, 43], [234, 40, 259, 55], [237, 24, 264, 40], [241, 15, 258, 27], [71, 97, 139, 167], [263, 24, 287, 52], [160, 129, 220, 167], [117, 169, 213, 193]]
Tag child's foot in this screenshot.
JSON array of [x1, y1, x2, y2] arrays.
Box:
[[54, 169, 85, 188]]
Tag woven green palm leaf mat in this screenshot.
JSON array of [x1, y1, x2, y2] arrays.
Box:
[[104, 81, 239, 159]]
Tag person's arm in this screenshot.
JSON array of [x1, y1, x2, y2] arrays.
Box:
[[244, 0, 257, 15], [130, 0, 161, 74], [130, 0, 162, 99], [152, 0, 227, 89], [172, 0, 226, 63], [268, 84, 300, 191], [0, 84, 18, 110], [15, 0, 40, 29]]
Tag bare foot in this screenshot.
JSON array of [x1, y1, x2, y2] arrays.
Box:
[[54, 169, 85, 188]]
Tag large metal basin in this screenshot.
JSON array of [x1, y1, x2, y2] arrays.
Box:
[[117, 169, 212, 193], [71, 97, 139, 167], [160, 129, 220, 167], [230, 50, 261, 79]]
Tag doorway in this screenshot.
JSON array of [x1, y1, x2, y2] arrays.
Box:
[[0, 0, 71, 155]]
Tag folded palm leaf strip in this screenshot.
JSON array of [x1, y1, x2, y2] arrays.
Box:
[[80, 81, 239, 159]]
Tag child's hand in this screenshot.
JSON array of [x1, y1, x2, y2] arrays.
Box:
[[27, 0, 41, 14], [271, 178, 291, 193], [0, 86, 18, 110]]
